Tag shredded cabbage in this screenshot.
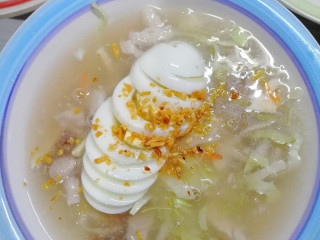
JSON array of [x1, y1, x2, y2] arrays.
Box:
[[198, 207, 208, 231], [254, 112, 276, 121], [173, 197, 192, 208], [251, 128, 295, 144], [181, 157, 216, 192], [162, 157, 216, 201], [141, 207, 180, 217], [91, 2, 107, 30], [253, 180, 280, 203], [71, 138, 86, 157], [96, 47, 116, 71], [241, 120, 275, 135], [230, 27, 250, 49], [162, 177, 196, 200], [244, 155, 268, 174], [213, 65, 229, 82], [155, 223, 170, 240], [64, 176, 80, 205], [247, 93, 279, 113], [287, 135, 302, 170], [222, 191, 246, 214], [130, 194, 151, 215], [244, 160, 286, 202]]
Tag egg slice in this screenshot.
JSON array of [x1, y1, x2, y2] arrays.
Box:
[[139, 41, 206, 93], [81, 171, 147, 205], [130, 61, 200, 110], [85, 134, 164, 181], [83, 188, 134, 214], [112, 77, 190, 137], [83, 153, 158, 194], [90, 98, 165, 165]]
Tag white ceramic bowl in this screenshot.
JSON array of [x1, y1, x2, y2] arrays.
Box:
[[0, 0, 319, 239]]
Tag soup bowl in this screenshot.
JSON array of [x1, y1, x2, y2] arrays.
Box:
[[0, 0, 319, 239]]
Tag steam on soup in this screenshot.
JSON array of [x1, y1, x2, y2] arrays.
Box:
[[27, 4, 311, 240]]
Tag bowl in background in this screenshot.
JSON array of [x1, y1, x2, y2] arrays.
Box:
[[277, 0, 320, 24], [0, 0, 47, 18]]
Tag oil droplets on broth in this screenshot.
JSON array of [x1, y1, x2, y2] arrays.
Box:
[[26, 4, 310, 240]]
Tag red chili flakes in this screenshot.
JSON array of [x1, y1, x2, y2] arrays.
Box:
[[63, 136, 75, 146], [231, 90, 240, 100], [144, 166, 151, 171], [153, 147, 162, 158], [196, 146, 203, 153]]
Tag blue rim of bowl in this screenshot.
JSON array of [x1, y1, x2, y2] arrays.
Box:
[[0, 0, 319, 239]]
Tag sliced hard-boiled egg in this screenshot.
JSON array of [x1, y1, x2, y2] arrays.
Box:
[[83, 153, 159, 193], [81, 171, 146, 210], [82, 41, 206, 214], [90, 98, 165, 165], [112, 77, 190, 137], [83, 188, 134, 214], [81, 170, 147, 205], [139, 41, 205, 93], [130, 61, 200, 109], [85, 134, 164, 181]]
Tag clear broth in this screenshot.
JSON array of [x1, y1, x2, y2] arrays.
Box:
[[25, 6, 317, 240]]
